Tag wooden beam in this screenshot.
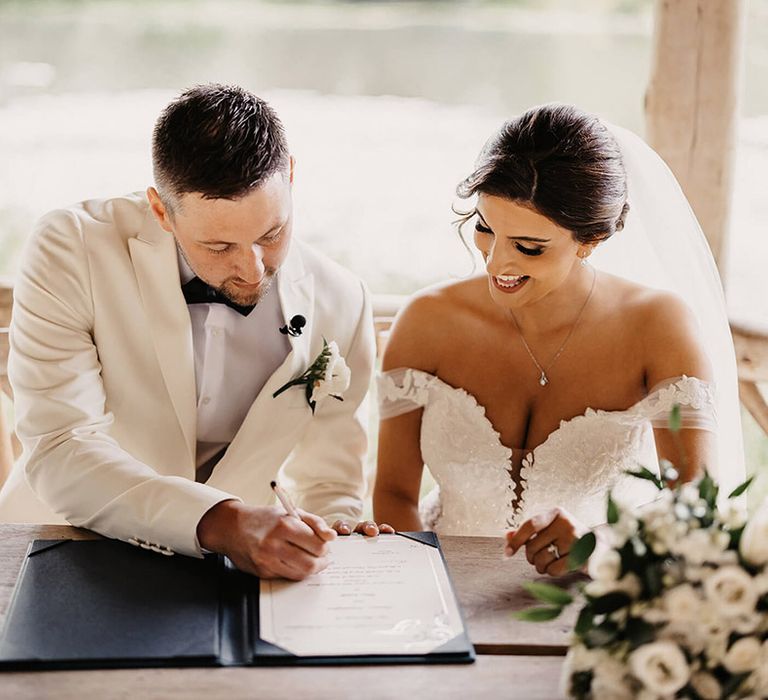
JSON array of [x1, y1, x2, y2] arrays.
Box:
[[645, 0, 747, 274]]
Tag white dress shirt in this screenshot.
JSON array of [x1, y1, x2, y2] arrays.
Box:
[[178, 251, 291, 481]]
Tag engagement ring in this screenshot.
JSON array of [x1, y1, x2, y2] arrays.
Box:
[[546, 543, 560, 559]]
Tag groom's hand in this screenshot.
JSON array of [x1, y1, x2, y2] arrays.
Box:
[[197, 500, 336, 580], [332, 520, 396, 537]]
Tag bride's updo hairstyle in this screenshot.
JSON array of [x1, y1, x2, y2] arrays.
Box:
[[457, 104, 629, 244]]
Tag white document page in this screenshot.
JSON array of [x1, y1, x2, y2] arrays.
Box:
[[259, 534, 465, 656]]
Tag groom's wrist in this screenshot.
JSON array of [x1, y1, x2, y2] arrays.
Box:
[[197, 498, 242, 553]]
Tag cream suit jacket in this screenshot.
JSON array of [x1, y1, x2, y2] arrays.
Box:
[[0, 193, 375, 557]]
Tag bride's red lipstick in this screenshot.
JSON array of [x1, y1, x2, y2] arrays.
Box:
[[491, 275, 530, 294]]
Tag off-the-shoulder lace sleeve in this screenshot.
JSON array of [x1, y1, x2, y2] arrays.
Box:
[[377, 368, 438, 419], [635, 375, 717, 431]]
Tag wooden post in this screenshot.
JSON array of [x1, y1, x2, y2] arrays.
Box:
[[645, 0, 747, 275]]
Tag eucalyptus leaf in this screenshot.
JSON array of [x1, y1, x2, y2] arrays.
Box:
[[584, 621, 619, 648], [574, 605, 595, 637], [720, 672, 750, 697], [642, 563, 663, 598], [524, 582, 573, 607], [668, 403, 682, 433], [698, 471, 719, 507], [513, 606, 563, 622], [625, 466, 663, 490], [728, 475, 755, 499], [568, 531, 597, 571], [591, 591, 631, 615], [569, 671, 593, 698], [606, 493, 619, 525], [625, 617, 656, 650]]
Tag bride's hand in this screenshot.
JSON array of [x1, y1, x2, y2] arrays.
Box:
[[504, 507, 587, 577], [332, 520, 396, 537]]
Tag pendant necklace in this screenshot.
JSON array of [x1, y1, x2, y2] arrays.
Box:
[[508, 268, 597, 387]]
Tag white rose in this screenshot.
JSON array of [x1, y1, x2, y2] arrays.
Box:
[[703, 566, 759, 618], [740, 501, 768, 567], [672, 528, 724, 565], [629, 641, 689, 696], [563, 644, 597, 673], [660, 621, 705, 656], [664, 583, 702, 623], [679, 483, 703, 507], [723, 636, 762, 674], [690, 671, 721, 700], [588, 548, 621, 583], [720, 501, 748, 530], [311, 341, 351, 403]]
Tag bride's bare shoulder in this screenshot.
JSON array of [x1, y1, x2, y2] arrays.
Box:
[[381, 277, 487, 372], [599, 273, 711, 381], [601, 273, 696, 328]]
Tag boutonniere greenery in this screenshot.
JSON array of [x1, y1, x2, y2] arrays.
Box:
[[273, 338, 351, 414]]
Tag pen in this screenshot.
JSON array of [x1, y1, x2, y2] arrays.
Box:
[[270, 480, 301, 520]]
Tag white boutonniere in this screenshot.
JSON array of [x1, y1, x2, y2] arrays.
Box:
[[273, 338, 351, 414]]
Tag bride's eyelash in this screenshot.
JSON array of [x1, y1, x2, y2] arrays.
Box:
[[515, 243, 544, 257], [475, 220, 544, 256]]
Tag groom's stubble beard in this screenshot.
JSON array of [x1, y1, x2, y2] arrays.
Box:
[[176, 241, 280, 308], [219, 268, 278, 307]]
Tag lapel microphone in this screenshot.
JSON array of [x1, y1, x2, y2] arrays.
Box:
[[279, 314, 306, 337]]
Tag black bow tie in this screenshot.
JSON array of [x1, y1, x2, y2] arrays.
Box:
[[181, 277, 256, 317]]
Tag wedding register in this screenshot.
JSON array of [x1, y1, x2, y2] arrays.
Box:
[[0, 533, 474, 669]]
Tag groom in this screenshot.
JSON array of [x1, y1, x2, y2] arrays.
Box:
[[0, 84, 377, 580]]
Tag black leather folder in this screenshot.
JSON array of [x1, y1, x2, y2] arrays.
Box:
[[0, 533, 474, 670]]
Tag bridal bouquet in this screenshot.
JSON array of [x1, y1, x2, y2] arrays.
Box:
[[520, 423, 765, 698]]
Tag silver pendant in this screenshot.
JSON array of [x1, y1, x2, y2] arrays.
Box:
[[539, 372, 548, 387]]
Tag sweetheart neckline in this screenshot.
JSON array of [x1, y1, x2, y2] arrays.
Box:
[[419, 371, 659, 459]]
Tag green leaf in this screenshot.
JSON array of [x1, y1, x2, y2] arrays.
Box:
[[574, 605, 595, 637], [698, 471, 719, 507], [524, 581, 573, 607], [584, 621, 619, 648], [625, 467, 663, 490], [591, 591, 631, 615], [569, 671, 593, 698], [513, 606, 563, 622], [668, 403, 682, 433], [625, 617, 657, 650], [728, 475, 755, 499], [720, 672, 750, 697], [606, 493, 619, 525], [568, 531, 597, 571], [641, 562, 664, 598]]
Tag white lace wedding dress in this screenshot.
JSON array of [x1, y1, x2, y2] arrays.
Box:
[[378, 368, 717, 536]]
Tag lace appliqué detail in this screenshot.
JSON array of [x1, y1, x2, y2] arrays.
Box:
[[377, 368, 436, 419], [378, 369, 716, 535]]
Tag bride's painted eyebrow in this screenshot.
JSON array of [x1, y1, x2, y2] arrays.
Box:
[[475, 210, 551, 243]]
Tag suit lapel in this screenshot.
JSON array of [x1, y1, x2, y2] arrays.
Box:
[[128, 211, 197, 465], [207, 243, 316, 494]]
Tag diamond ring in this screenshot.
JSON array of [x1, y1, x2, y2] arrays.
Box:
[[546, 543, 561, 560]]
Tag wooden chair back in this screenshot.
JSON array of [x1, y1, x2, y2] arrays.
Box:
[[730, 316, 768, 437]]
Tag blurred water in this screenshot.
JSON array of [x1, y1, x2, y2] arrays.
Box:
[[0, 0, 765, 311]]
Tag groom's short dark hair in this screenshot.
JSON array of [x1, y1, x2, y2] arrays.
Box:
[[152, 83, 289, 210]]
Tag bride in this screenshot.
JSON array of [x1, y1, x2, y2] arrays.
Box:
[[373, 104, 744, 576]]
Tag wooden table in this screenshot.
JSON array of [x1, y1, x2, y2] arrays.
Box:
[[0, 525, 573, 699]]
